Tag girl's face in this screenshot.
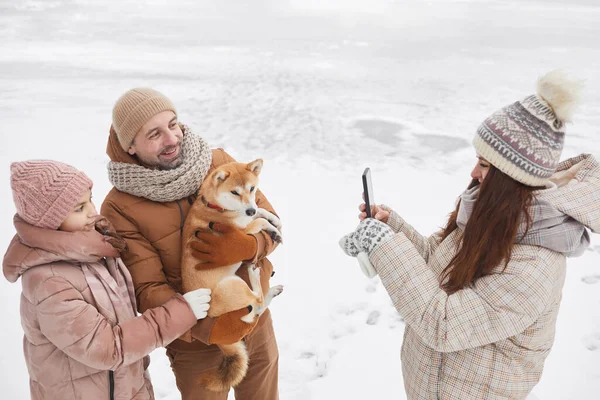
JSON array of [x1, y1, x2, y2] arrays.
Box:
[[58, 189, 98, 232], [470, 155, 491, 183]]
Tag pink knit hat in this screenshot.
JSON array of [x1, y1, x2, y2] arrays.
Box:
[[10, 160, 93, 230]]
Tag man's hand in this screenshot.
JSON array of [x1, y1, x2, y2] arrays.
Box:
[[209, 308, 258, 344], [190, 308, 258, 345], [190, 223, 258, 269]]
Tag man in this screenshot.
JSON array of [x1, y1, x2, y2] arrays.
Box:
[[101, 88, 280, 399]]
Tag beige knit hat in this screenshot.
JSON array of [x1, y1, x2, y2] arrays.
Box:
[[112, 88, 177, 150]]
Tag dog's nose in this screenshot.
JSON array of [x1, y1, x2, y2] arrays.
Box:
[[246, 208, 256, 216]]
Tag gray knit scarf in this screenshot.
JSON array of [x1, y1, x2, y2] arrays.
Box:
[[107, 125, 212, 203], [456, 186, 590, 257]]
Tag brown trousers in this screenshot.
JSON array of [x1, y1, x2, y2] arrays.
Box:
[[166, 309, 279, 400]]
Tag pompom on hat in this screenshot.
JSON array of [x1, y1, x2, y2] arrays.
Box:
[[473, 70, 583, 187], [10, 160, 93, 230]]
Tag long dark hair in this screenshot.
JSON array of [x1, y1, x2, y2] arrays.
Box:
[[440, 165, 535, 294]]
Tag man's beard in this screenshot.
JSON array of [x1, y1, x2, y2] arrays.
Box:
[[136, 144, 184, 170]]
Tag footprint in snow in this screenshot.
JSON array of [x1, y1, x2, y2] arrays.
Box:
[[313, 348, 337, 379], [332, 302, 369, 316], [581, 275, 600, 284], [366, 310, 381, 325], [583, 333, 600, 351], [293, 346, 335, 380], [330, 324, 357, 340], [365, 282, 377, 294], [298, 351, 316, 360]]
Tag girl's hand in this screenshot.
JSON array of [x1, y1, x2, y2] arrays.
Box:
[[358, 203, 390, 223], [182, 288, 211, 320], [94, 215, 128, 254]]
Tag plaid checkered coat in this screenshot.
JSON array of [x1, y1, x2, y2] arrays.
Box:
[[370, 154, 599, 399]]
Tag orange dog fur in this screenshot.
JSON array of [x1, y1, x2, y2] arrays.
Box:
[[181, 158, 283, 392]]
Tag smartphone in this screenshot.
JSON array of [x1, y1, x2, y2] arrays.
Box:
[[362, 167, 375, 218]]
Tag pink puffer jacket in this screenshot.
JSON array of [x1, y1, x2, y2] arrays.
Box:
[[3, 215, 198, 400]]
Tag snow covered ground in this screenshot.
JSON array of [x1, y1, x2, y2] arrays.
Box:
[[1, 0, 599, 398]]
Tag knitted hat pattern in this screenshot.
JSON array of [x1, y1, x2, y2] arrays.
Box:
[[112, 88, 177, 151], [10, 160, 93, 229], [473, 70, 583, 187]]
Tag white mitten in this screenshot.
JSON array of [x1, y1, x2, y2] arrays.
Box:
[[357, 251, 377, 278], [339, 219, 394, 278], [182, 288, 211, 320]]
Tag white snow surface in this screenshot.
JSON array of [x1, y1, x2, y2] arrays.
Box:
[[1, 1, 599, 399]]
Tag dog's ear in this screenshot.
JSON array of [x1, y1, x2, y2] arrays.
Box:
[[246, 159, 263, 175], [213, 169, 230, 184]]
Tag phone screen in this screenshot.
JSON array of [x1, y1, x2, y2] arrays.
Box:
[[362, 167, 375, 218]]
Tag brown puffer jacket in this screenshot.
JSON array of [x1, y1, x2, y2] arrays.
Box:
[[2, 215, 198, 400], [101, 126, 279, 350]]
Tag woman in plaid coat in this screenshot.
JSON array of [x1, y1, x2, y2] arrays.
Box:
[[340, 71, 599, 399]]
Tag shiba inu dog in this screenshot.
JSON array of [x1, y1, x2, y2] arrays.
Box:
[[181, 158, 283, 392]]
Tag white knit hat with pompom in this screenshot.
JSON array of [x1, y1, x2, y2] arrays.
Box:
[[473, 70, 583, 187]]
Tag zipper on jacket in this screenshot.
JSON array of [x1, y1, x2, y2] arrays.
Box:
[[109, 370, 114, 400], [176, 200, 185, 235]]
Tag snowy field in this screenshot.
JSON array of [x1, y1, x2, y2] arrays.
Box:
[[1, 0, 599, 399]]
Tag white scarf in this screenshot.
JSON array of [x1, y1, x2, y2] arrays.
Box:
[[456, 186, 589, 257]]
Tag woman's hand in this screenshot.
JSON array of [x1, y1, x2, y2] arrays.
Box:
[[358, 203, 390, 223], [339, 218, 395, 257]]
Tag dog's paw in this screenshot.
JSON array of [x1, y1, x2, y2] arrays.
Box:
[[264, 285, 284, 307], [269, 285, 284, 298], [257, 208, 282, 229], [268, 216, 282, 229], [269, 229, 283, 244]]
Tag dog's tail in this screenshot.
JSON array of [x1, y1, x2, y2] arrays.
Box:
[[199, 341, 249, 392]]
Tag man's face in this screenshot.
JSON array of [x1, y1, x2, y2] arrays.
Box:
[[128, 111, 184, 170]]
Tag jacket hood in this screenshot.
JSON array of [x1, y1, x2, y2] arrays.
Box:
[[539, 153, 600, 233], [3, 215, 120, 283], [521, 153, 600, 257], [107, 124, 142, 165]]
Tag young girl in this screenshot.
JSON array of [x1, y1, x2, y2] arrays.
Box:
[[340, 71, 599, 399], [3, 160, 212, 400]]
